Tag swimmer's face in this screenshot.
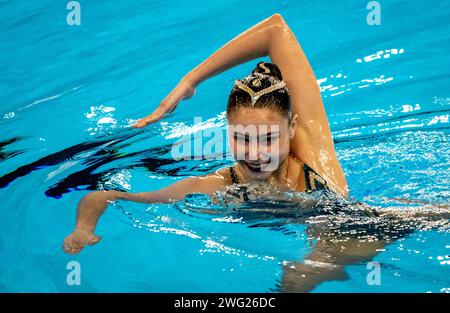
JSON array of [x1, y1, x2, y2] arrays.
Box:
[[227, 107, 297, 180]]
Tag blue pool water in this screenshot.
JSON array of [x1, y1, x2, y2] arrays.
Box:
[[1, 0, 449, 292]]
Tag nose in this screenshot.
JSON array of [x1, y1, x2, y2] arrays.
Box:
[[248, 143, 269, 161]]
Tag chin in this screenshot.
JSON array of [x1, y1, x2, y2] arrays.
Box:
[[243, 165, 274, 180], [250, 173, 271, 180]]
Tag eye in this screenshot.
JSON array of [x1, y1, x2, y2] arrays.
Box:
[[233, 133, 250, 143], [260, 134, 279, 145]]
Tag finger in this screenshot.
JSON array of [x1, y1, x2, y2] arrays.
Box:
[[67, 242, 84, 254], [62, 245, 69, 253], [133, 114, 162, 128], [68, 246, 82, 255], [133, 113, 159, 128], [66, 247, 75, 254], [133, 121, 150, 128], [63, 244, 76, 254], [133, 101, 176, 128], [88, 235, 102, 246], [62, 237, 83, 254], [62, 238, 72, 252]]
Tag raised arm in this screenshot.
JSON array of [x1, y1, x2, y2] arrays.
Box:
[[63, 173, 225, 254], [264, 16, 347, 196], [133, 14, 279, 127], [182, 14, 332, 151], [133, 14, 347, 196]]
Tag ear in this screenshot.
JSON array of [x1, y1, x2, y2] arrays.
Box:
[[289, 114, 298, 139]]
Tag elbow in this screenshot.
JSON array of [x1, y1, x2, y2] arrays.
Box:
[[269, 13, 287, 27], [267, 13, 290, 42], [265, 13, 291, 55]]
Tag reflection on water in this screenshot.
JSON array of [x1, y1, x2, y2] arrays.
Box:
[[179, 184, 450, 239], [113, 184, 449, 292], [1, 0, 449, 292]]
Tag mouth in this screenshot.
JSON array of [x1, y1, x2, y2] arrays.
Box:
[[243, 160, 271, 172]]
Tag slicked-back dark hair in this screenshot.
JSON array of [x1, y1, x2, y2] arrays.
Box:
[[227, 62, 291, 120]]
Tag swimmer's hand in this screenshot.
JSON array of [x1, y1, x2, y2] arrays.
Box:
[[63, 227, 102, 255], [62, 191, 111, 254], [133, 78, 196, 128]]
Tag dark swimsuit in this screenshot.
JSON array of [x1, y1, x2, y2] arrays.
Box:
[[228, 155, 416, 240]]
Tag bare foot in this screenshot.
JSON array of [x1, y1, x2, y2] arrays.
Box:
[[63, 228, 102, 254]]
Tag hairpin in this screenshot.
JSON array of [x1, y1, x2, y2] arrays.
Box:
[[259, 63, 271, 74], [252, 77, 261, 87], [234, 80, 286, 106]]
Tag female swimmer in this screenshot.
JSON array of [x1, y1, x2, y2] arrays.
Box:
[[63, 14, 349, 254]]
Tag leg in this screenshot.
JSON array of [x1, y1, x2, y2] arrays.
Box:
[[279, 235, 387, 292]]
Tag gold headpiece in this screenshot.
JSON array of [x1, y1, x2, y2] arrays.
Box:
[[234, 79, 286, 106]]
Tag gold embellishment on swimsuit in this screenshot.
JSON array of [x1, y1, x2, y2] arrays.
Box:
[[234, 79, 286, 106]]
